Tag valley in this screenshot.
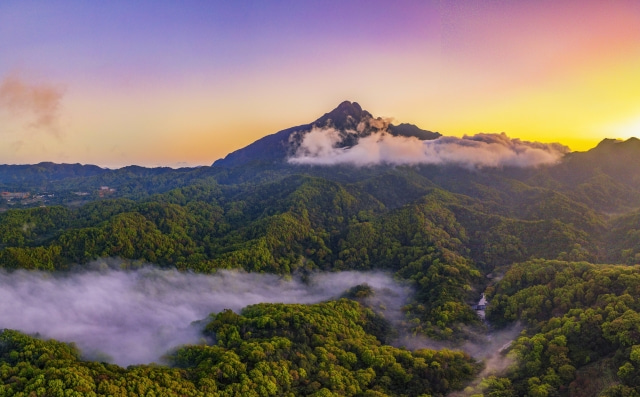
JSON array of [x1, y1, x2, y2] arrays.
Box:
[[2, 102, 640, 396]]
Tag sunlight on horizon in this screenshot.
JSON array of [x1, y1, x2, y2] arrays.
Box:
[[608, 116, 640, 141]]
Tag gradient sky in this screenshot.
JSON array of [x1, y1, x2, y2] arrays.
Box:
[[1, 0, 639, 168]]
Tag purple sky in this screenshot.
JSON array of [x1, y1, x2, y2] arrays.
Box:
[[1, 1, 639, 167]]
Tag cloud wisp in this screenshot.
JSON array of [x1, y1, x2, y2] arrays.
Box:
[[448, 324, 523, 396], [0, 73, 64, 136], [288, 127, 569, 168], [0, 267, 404, 367]]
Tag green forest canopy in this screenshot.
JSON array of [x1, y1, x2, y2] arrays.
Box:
[[2, 144, 640, 396]]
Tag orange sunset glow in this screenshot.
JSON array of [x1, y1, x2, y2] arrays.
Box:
[[1, 1, 639, 168]]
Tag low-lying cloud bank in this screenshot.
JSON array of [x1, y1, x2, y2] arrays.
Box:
[[288, 127, 569, 168], [0, 267, 405, 366]]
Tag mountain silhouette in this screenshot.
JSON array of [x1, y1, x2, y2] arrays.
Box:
[[213, 101, 440, 167], [550, 137, 640, 184]]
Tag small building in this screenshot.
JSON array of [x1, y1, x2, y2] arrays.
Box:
[[1, 192, 30, 200], [98, 186, 116, 197]]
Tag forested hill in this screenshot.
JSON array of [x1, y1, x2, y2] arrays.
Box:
[[2, 104, 640, 395], [0, 162, 107, 185]]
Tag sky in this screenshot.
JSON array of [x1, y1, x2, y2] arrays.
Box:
[[1, 0, 639, 168]]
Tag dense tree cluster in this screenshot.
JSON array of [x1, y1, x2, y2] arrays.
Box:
[[2, 137, 640, 395], [3, 167, 626, 341], [478, 261, 640, 396], [0, 177, 485, 337], [0, 299, 478, 396]]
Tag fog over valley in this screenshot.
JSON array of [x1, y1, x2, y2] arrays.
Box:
[[2, 1, 640, 394], [0, 265, 407, 366]]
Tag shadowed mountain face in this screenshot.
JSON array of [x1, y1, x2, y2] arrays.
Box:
[[529, 137, 640, 211], [567, 138, 640, 182], [212, 101, 440, 167]]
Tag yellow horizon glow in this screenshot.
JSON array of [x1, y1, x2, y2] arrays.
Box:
[[2, 1, 639, 167]]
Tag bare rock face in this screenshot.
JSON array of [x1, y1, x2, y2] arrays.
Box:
[[287, 101, 391, 156]]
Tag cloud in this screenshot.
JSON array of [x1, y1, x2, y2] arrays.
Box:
[[395, 323, 522, 397], [0, 73, 64, 136], [448, 324, 523, 397], [288, 127, 569, 168], [0, 266, 405, 366]]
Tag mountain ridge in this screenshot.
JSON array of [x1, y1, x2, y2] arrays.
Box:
[[212, 100, 441, 167]]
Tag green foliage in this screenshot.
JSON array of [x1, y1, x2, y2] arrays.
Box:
[[178, 299, 479, 396], [4, 151, 640, 395], [486, 261, 640, 395], [0, 300, 479, 396], [0, 329, 206, 397]]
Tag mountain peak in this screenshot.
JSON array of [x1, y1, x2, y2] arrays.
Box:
[[593, 137, 640, 152], [336, 100, 362, 113], [595, 138, 623, 148], [313, 100, 372, 129], [559, 136, 640, 186], [213, 101, 440, 167]]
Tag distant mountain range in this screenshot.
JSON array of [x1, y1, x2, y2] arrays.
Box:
[[2, 100, 638, 175], [211, 100, 640, 181], [2, 100, 640, 213]]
